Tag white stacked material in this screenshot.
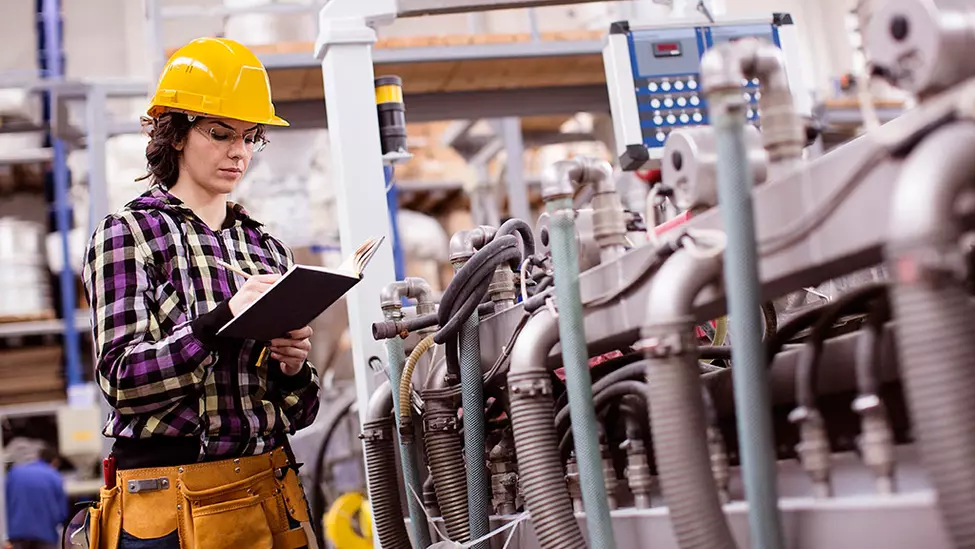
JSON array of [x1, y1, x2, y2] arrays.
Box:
[[397, 209, 448, 263], [0, 217, 52, 318], [233, 128, 334, 248]]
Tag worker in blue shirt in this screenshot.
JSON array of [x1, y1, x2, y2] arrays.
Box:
[[5, 444, 67, 549]]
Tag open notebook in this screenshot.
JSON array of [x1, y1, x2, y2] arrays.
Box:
[[217, 236, 385, 341]]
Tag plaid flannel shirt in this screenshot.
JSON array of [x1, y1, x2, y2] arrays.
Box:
[[82, 186, 321, 459]]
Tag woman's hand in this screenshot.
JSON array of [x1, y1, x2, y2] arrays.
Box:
[[270, 326, 313, 375], [228, 274, 281, 316]]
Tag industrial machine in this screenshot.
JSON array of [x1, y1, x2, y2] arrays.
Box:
[[603, 13, 811, 170], [311, 0, 975, 548]]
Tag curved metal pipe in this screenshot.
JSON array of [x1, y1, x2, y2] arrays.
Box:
[[381, 277, 438, 316], [449, 226, 498, 263], [507, 309, 587, 549], [541, 157, 627, 262], [886, 121, 975, 547], [367, 380, 395, 421], [641, 250, 736, 549]]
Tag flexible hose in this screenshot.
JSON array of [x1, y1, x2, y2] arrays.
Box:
[[713, 98, 783, 549], [385, 337, 433, 549], [887, 122, 975, 547], [643, 250, 736, 549], [507, 310, 586, 549], [497, 217, 537, 260], [546, 199, 616, 549], [855, 295, 889, 397], [796, 283, 888, 410], [558, 380, 650, 456], [399, 334, 437, 425], [508, 370, 587, 549], [362, 417, 412, 549], [459, 308, 490, 548], [423, 393, 471, 542]]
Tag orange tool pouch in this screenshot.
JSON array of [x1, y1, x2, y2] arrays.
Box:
[[87, 446, 314, 549]]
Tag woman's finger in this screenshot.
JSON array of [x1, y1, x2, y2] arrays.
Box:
[[271, 346, 307, 360]]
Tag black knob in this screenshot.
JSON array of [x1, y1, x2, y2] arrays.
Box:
[[890, 15, 909, 41], [672, 150, 684, 171]]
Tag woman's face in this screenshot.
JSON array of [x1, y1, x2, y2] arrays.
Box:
[[178, 117, 264, 195]]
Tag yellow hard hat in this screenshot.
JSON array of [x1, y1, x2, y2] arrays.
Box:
[[147, 37, 289, 126]]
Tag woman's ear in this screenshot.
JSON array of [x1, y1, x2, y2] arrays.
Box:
[[173, 138, 185, 152]]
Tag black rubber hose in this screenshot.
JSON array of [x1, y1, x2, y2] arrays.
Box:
[[796, 283, 887, 409], [555, 362, 648, 429], [362, 417, 412, 549], [438, 235, 519, 330], [533, 276, 553, 295], [558, 380, 650, 455], [496, 218, 536, 260], [523, 287, 554, 313], [764, 304, 830, 362], [700, 346, 732, 361], [856, 294, 890, 397], [436, 245, 522, 343], [372, 302, 496, 340]]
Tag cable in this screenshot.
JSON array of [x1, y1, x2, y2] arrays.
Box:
[[796, 282, 888, 410]]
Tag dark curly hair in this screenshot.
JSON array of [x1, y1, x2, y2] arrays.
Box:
[[137, 112, 267, 189], [137, 112, 195, 189]]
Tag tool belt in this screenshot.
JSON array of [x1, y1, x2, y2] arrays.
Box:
[[87, 446, 315, 549]]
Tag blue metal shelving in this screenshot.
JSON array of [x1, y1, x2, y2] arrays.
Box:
[[37, 0, 83, 389]]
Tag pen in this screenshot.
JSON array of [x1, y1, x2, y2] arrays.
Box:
[[218, 261, 270, 367], [217, 260, 251, 280]]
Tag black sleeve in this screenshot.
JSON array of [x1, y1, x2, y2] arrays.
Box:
[[190, 300, 235, 348]]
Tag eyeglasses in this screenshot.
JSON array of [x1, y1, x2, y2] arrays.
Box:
[[194, 124, 269, 153]]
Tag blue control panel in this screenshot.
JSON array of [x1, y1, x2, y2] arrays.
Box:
[[628, 24, 780, 149], [604, 16, 795, 170]]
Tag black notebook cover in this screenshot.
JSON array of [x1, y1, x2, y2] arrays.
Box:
[[217, 235, 384, 342], [217, 265, 361, 342]]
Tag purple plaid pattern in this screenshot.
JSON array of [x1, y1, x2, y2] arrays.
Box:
[[82, 187, 320, 459]]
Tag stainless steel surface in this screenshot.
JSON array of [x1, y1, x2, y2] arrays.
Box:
[[867, 0, 975, 97], [534, 210, 602, 274], [662, 125, 768, 211]]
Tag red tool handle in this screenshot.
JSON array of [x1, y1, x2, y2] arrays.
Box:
[[103, 455, 117, 488]]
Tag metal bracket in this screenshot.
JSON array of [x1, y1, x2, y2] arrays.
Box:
[[127, 477, 170, 494]]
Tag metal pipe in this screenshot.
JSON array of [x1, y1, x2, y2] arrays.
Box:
[[381, 281, 434, 549], [507, 309, 586, 549], [542, 157, 628, 263], [541, 159, 617, 549], [702, 42, 786, 549], [640, 250, 736, 549], [886, 121, 975, 548], [362, 381, 412, 549], [381, 277, 437, 314]]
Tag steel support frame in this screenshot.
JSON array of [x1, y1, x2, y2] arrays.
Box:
[[315, 0, 399, 432]]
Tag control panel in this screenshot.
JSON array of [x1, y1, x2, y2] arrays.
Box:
[[603, 15, 810, 171]]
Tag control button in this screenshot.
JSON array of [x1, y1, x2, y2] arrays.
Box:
[[741, 78, 749, 86], [688, 79, 698, 90], [692, 112, 703, 122], [756, 109, 762, 118], [656, 131, 666, 142], [754, 91, 762, 100], [661, 81, 672, 91], [664, 98, 674, 108], [679, 113, 690, 123], [648, 82, 659, 92], [674, 80, 685, 91], [666, 114, 677, 124], [650, 98, 661, 108], [752, 78, 760, 86], [676, 97, 687, 107], [690, 96, 701, 106], [653, 115, 664, 125], [747, 108, 755, 119], [743, 92, 751, 102]]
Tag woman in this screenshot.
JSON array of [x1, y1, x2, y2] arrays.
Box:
[[80, 37, 321, 549]]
